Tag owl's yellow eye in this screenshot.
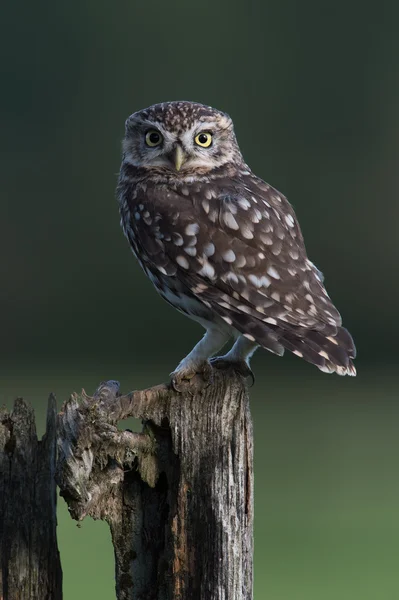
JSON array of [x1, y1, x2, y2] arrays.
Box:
[[145, 129, 163, 147], [194, 132, 213, 148]]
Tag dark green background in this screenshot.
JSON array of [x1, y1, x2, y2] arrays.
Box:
[[1, 0, 398, 598]]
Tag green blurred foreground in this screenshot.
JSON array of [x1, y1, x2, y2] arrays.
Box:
[[2, 361, 398, 600]]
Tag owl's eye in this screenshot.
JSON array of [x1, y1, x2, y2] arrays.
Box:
[[194, 132, 213, 148], [145, 129, 163, 147]]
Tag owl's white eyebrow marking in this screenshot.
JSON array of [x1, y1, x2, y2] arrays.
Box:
[[185, 223, 200, 235], [223, 212, 239, 230], [222, 249, 236, 262], [267, 266, 280, 279], [176, 255, 189, 269]]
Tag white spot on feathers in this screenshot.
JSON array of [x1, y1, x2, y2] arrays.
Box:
[[244, 333, 256, 341], [225, 272, 239, 285], [185, 223, 200, 235], [184, 246, 197, 256], [172, 233, 184, 246], [267, 266, 280, 279], [238, 197, 251, 210], [248, 274, 271, 288], [198, 261, 215, 278], [203, 242, 215, 257], [285, 214, 295, 228], [222, 250, 236, 263], [241, 225, 254, 239], [264, 317, 278, 325], [223, 212, 239, 230], [176, 255, 189, 269]]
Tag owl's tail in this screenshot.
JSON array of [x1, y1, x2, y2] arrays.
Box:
[[277, 325, 357, 376], [212, 303, 356, 376]]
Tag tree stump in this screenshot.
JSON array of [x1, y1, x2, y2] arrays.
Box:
[[0, 396, 62, 600], [56, 370, 253, 600]]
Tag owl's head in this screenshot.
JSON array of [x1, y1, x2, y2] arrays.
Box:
[[122, 101, 243, 175]]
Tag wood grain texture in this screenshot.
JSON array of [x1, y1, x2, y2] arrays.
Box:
[[57, 371, 253, 600], [0, 396, 62, 600]]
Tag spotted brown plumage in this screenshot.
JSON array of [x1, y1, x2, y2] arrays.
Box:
[[117, 101, 356, 385]]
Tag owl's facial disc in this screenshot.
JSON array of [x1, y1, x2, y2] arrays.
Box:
[[123, 102, 243, 175]]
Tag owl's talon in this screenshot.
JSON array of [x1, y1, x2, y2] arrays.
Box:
[[170, 362, 213, 394], [210, 357, 255, 386]]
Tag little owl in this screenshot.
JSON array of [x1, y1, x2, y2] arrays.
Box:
[[117, 101, 356, 388]]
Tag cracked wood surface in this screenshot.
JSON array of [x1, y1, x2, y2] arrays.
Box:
[[0, 396, 62, 600], [57, 370, 254, 600]]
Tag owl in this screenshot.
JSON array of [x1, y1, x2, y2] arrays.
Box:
[[117, 101, 356, 389]]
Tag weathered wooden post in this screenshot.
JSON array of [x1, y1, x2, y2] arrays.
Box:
[[0, 396, 62, 600], [56, 371, 253, 600]]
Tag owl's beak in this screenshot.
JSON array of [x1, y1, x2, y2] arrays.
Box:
[[173, 145, 185, 171]]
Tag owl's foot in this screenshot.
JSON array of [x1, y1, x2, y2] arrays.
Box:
[[210, 357, 255, 386], [170, 361, 213, 394]]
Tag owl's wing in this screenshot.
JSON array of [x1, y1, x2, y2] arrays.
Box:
[[128, 179, 355, 373]]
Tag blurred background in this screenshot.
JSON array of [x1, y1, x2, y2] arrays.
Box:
[[1, 0, 398, 598]]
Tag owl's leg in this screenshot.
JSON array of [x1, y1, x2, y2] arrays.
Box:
[[171, 327, 230, 392], [210, 335, 259, 383]]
